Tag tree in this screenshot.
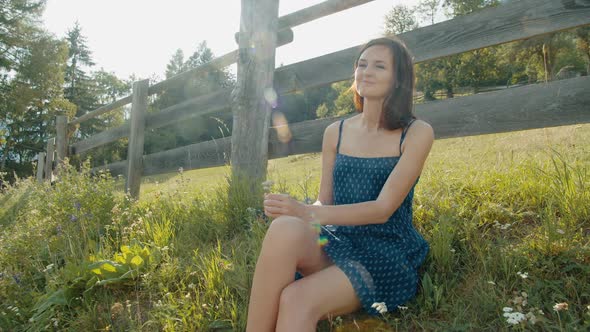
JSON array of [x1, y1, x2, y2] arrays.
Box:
[[442, 0, 499, 16], [416, 0, 442, 26], [166, 49, 184, 78], [0, 0, 45, 71], [2, 34, 75, 177], [575, 27, 590, 75], [64, 22, 99, 137], [145, 41, 235, 154], [384, 5, 418, 35]]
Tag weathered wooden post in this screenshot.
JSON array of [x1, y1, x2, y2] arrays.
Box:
[[36, 152, 46, 182], [44, 137, 55, 182], [230, 0, 280, 189], [55, 115, 68, 168], [125, 79, 149, 199]]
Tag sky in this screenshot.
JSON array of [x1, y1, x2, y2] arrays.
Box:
[[42, 0, 427, 81]]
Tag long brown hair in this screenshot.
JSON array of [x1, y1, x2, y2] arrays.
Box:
[[352, 36, 416, 130]]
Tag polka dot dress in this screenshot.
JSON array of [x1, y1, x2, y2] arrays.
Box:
[[317, 119, 429, 316]]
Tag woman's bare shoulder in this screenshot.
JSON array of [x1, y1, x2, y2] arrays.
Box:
[[408, 119, 434, 138]]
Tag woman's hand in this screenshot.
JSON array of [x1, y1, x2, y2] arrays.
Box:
[[263, 193, 311, 221]]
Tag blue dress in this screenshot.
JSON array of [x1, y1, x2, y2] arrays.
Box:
[[305, 118, 429, 316]]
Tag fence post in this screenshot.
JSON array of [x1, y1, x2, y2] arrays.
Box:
[[230, 0, 280, 188], [36, 152, 46, 182], [125, 79, 149, 199], [56, 115, 68, 168], [44, 137, 55, 182]]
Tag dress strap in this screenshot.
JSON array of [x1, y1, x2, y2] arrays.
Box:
[[336, 119, 345, 153], [399, 119, 416, 154]]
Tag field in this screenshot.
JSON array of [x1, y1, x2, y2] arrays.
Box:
[[1, 123, 589, 331]]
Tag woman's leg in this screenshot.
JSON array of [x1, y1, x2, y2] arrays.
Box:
[[275, 265, 362, 332], [246, 216, 332, 332]]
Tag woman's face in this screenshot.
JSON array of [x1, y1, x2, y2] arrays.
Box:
[[354, 45, 394, 100]]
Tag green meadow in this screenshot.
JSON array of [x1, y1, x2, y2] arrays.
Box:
[[1, 123, 589, 331]]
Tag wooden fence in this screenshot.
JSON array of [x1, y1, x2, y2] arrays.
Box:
[[37, 0, 590, 198]]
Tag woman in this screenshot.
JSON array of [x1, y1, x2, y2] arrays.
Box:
[[247, 37, 434, 331]]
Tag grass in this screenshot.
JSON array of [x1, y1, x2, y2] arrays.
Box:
[[0, 123, 589, 331]]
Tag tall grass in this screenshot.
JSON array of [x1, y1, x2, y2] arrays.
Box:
[[0, 123, 589, 331]]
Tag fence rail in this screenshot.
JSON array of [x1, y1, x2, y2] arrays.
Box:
[[38, 0, 590, 198], [90, 75, 590, 177]]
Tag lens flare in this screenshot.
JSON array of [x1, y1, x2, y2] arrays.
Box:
[[264, 87, 278, 108], [317, 235, 329, 247], [271, 111, 292, 143]]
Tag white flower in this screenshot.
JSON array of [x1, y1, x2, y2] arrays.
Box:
[[503, 307, 513, 313], [556, 229, 565, 234], [371, 302, 388, 314], [503, 312, 526, 325], [397, 305, 408, 311], [553, 302, 568, 312], [516, 271, 529, 279]]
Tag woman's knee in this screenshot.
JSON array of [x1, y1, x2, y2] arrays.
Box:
[[278, 282, 317, 320], [264, 216, 309, 246]]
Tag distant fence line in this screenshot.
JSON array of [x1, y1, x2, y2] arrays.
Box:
[[38, 0, 590, 198]]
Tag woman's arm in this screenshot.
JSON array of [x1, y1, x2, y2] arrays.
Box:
[[264, 120, 434, 226], [313, 121, 338, 206]]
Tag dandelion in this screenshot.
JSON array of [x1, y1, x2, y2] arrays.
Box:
[[553, 302, 568, 312], [371, 302, 388, 314], [516, 271, 529, 279]]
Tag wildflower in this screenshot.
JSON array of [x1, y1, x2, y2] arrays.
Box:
[[503, 307, 513, 313], [516, 271, 528, 279], [371, 302, 388, 314], [556, 229, 565, 234], [261, 180, 274, 193], [70, 214, 78, 222], [178, 167, 184, 174], [74, 202, 81, 211], [188, 283, 196, 289], [450, 248, 456, 253], [42, 264, 54, 273], [553, 302, 568, 312], [503, 311, 526, 325], [487, 281, 496, 285], [397, 305, 408, 311]]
